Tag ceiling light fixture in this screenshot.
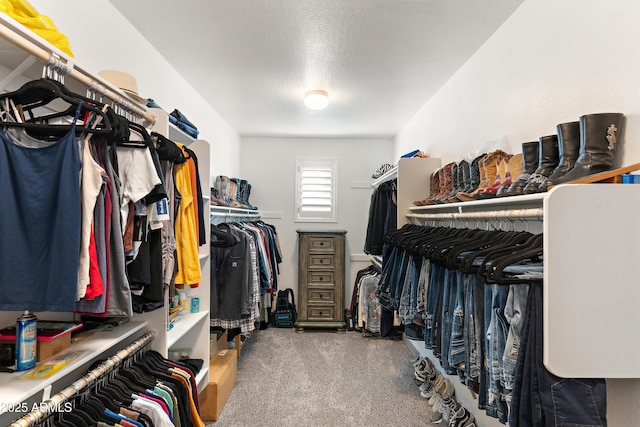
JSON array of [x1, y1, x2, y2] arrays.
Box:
[[304, 90, 329, 110]]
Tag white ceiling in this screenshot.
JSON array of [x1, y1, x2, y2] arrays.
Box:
[[108, 0, 523, 138]]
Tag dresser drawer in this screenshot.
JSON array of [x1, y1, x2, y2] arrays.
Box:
[[308, 305, 336, 321], [308, 270, 335, 285], [308, 236, 335, 252], [308, 287, 335, 304], [308, 254, 335, 268]]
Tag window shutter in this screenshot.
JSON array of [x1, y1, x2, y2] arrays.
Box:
[[296, 159, 337, 222]]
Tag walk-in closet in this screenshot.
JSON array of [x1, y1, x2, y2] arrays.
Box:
[[1, 1, 640, 426]]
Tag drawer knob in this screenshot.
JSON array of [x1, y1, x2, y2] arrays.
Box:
[[320, 260, 324, 264], [320, 277, 323, 281], [320, 311, 323, 315], [320, 294, 323, 298], [320, 242, 324, 246]]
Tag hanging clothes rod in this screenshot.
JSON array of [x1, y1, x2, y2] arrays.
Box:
[[9, 330, 156, 427], [0, 15, 155, 124], [370, 255, 383, 270], [406, 207, 543, 222], [210, 212, 261, 218]]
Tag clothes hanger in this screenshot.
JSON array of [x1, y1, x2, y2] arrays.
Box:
[[0, 78, 114, 138], [459, 231, 535, 274], [487, 235, 543, 284], [478, 233, 543, 279]]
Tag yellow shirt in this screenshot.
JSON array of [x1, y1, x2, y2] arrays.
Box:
[[173, 143, 202, 286]]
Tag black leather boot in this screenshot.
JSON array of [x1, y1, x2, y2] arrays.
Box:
[[523, 135, 559, 193], [545, 113, 624, 186], [538, 121, 580, 191], [504, 141, 539, 196], [445, 159, 468, 202]]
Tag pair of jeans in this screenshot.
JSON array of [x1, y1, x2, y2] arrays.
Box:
[[502, 284, 530, 399], [449, 270, 466, 380], [463, 273, 484, 392], [424, 262, 444, 350], [484, 282, 510, 423], [440, 267, 458, 375], [509, 283, 607, 426]]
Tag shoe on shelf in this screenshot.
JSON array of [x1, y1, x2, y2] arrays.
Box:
[[372, 163, 395, 179], [429, 395, 461, 424], [448, 405, 476, 427]]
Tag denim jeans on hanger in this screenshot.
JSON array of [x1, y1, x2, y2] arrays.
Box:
[[484, 282, 510, 423], [397, 256, 415, 322], [509, 283, 607, 427], [416, 258, 430, 322], [439, 267, 458, 375], [463, 272, 484, 392], [502, 283, 530, 400], [376, 246, 398, 309], [424, 262, 444, 350], [449, 269, 466, 380]]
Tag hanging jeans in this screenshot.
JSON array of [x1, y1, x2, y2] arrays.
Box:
[[484, 282, 510, 423], [509, 283, 607, 427]]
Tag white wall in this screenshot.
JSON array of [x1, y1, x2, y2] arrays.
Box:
[[28, 0, 241, 178], [394, 0, 640, 425], [239, 137, 394, 310], [396, 0, 640, 168]]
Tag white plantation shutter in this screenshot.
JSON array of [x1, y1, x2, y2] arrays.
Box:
[[296, 159, 337, 222]]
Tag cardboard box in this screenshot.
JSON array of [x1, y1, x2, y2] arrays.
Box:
[[200, 349, 237, 421], [36, 333, 71, 361]]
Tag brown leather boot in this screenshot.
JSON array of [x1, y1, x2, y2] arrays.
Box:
[[432, 162, 455, 203], [413, 170, 440, 206]]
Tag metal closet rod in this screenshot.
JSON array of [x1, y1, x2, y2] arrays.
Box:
[[406, 207, 543, 221], [210, 212, 262, 218], [0, 19, 155, 124], [9, 330, 156, 427]]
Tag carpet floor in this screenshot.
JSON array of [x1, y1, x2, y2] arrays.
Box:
[[205, 327, 435, 427]]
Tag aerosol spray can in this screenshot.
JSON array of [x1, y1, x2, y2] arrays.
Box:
[[15, 311, 37, 371]]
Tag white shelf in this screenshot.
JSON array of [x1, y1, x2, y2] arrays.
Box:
[[404, 335, 504, 427], [371, 165, 398, 188], [167, 311, 210, 348], [210, 205, 262, 216], [196, 365, 210, 393], [0, 321, 148, 414], [168, 122, 196, 145], [408, 192, 545, 212]]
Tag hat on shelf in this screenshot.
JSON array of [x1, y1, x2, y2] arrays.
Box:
[[97, 69, 147, 106]]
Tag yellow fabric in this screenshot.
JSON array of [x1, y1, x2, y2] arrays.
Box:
[[173, 143, 201, 286], [0, 0, 74, 56]]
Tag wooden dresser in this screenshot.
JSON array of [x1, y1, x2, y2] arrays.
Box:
[[295, 230, 347, 332]]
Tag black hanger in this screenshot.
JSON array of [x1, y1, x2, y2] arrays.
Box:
[[479, 233, 543, 279], [59, 411, 91, 427], [0, 78, 114, 138], [488, 235, 543, 284], [459, 231, 535, 274]]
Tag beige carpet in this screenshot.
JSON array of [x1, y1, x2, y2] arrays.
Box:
[[205, 327, 435, 427]]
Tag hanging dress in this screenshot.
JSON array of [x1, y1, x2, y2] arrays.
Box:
[[0, 107, 82, 311]]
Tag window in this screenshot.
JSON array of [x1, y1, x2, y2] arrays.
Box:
[[295, 159, 338, 222]]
